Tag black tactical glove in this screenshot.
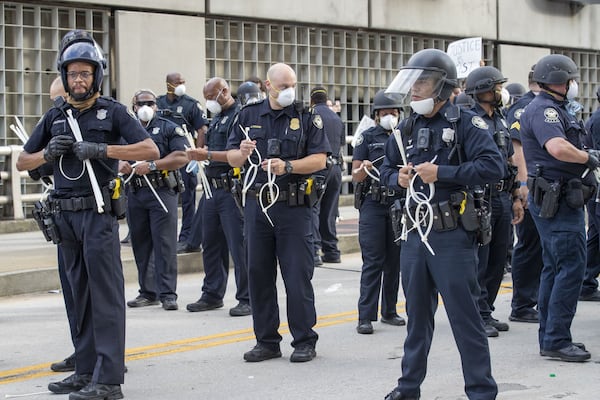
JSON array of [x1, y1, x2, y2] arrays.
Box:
[[72, 141, 108, 161], [28, 168, 41, 181], [586, 149, 600, 170], [43, 135, 75, 162]]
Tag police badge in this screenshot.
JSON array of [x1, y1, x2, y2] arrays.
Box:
[[96, 109, 107, 120]]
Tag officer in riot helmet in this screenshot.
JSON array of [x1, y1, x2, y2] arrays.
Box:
[[124, 89, 188, 311], [505, 82, 527, 108], [520, 54, 595, 362], [380, 48, 503, 400], [453, 91, 475, 110], [465, 66, 524, 338], [237, 81, 263, 106], [352, 89, 405, 335], [16, 30, 159, 399]]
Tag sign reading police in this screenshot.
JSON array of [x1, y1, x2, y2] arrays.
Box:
[[447, 37, 482, 79]]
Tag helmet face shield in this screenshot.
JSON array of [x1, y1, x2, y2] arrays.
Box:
[[385, 68, 445, 102]]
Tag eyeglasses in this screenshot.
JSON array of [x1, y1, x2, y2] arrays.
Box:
[[136, 101, 156, 107], [66, 71, 93, 80]]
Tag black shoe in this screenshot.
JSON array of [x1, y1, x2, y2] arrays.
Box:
[[120, 232, 130, 244], [162, 299, 178, 311], [540, 344, 591, 362], [385, 388, 420, 400], [487, 317, 509, 331], [381, 314, 406, 326], [484, 323, 499, 337], [243, 344, 282, 362], [48, 373, 92, 394], [314, 256, 323, 267], [69, 383, 123, 400], [579, 291, 600, 301], [229, 302, 252, 316], [177, 242, 201, 254], [573, 342, 587, 351], [509, 310, 539, 323], [290, 345, 317, 362], [186, 298, 224, 312], [322, 254, 341, 263], [357, 320, 374, 334], [51, 353, 76, 372], [127, 296, 159, 308]]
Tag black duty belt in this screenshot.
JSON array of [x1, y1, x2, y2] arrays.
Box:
[[329, 155, 342, 165], [493, 179, 511, 192], [50, 196, 96, 212], [208, 176, 229, 190], [246, 188, 290, 204], [130, 171, 172, 190]]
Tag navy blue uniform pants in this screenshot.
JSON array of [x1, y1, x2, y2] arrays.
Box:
[[55, 210, 125, 385], [312, 165, 342, 258], [510, 208, 542, 315], [178, 167, 197, 242], [529, 198, 586, 351], [57, 246, 77, 348], [200, 187, 249, 303], [582, 200, 600, 297], [245, 198, 318, 350], [357, 198, 400, 321], [129, 187, 179, 301], [396, 228, 497, 400], [477, 193, 511, 320], [186, 195, 204, 249]]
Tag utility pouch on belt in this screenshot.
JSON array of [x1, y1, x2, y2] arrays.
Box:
[[305, 177, 319, 207], [536, 178, 561, 218], [354, 181, 365, 210], [297, 181, 306, 206], [389, 199, 404, 246], [174, 169, 185, 193], [230, 178, 243, 212], [32, 200, 61, 244], [371, 184, 381, 202], [109, 176, 127, 219], [437, 201, 458, 231], [477, 208, 492, 246], [457, 192, 479, 232], [564, 178, 584, 209]]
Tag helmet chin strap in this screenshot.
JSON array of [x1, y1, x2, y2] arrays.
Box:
[[540, 83, 567, 100]]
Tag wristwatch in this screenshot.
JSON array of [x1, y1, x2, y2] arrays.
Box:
[[148, 160, 157, 171], [207, 150, 212, 161], [285, 160, 293, 174]]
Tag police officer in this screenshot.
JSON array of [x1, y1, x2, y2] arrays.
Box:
[[186, 77, 251, 317], [310, 86, 345, 265], [156, 72, 209, 251], [237, 81, 263, 106], [16, 31, 159, 399], [505, 82, 527, 109], [464, 66, 524, 337], [352, 90, 405, 335], [580, 86, 600, 302], [520, 54, 594, 362], [124, 89, 188, 311], [379, 49, 503, 400], [226, 63, 330, 363], [506, 66, 543, 323]]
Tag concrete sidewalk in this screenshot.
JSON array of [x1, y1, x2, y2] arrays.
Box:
[[0, 203, 360, 297]]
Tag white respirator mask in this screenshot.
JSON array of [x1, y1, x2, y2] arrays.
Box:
[[379, 114, 398, 131], [410, 98, 435, 115], [137, 105, 154, 122], [174, 84, 186, 97]]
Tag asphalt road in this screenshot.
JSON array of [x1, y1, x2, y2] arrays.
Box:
[[1, 252, 600, 399]]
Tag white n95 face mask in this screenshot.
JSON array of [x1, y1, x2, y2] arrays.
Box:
[[137, 105, 154, 122], [174, 84, 186, 97], [500, 88, 510, 107], [276, 87, 296, 107], [566, 80, 578, 100], [206, 100, 222, 115], [410, 98, 434, 115], [379, 114, 398, 131]]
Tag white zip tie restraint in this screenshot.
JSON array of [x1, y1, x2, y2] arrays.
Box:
[[182, 125, 212, 199], [352, 154, 385, 182], [239, 124, 261, 207], [129, 161, 169, 213], [65, 109, 105, 214], [392, 128, 436, 255], [258, 158, 280, 227]]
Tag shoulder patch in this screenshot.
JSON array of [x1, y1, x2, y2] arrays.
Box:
[[175, 126, 185, 136], [544, 107, 560, 123], [312, 114, 323, 129], [471, 116, 489, 130], [353, 132, 364, 147], [514, 108, 524, 120]]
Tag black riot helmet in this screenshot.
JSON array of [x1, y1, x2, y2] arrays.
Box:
[[505, 83, 526, 104], [386, 48, 458, 102], [57, 37, 106, 99], [372, 89, 402, 118], [454, 92, 475, 110], [464, 66, 507, 95], [533, 54, 579, 85], [237, 81, 262, 106]]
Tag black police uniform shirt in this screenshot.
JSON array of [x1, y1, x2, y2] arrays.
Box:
[[313, 103, 344, 158], [206, 100, 242, 178], [472, 103, 514, 180], [156, 94, 209, 135], [506, 91, 536, 143], [353, 124, 389, 190], [520, 91, 591, 184], [24, 97, 150, 198], [226, 99, 331, 188], [143, 116, 187, 161], [380, 100, 504, 203]]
